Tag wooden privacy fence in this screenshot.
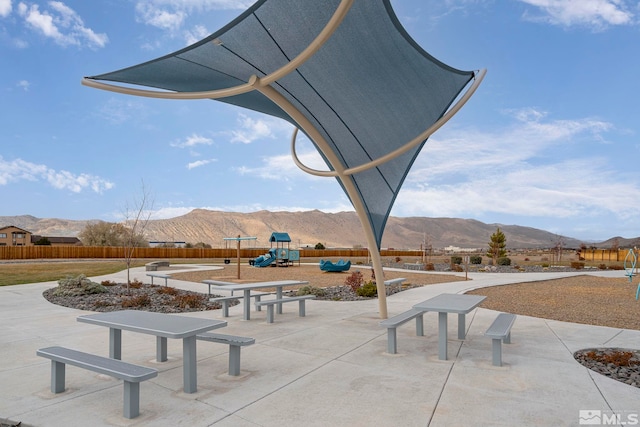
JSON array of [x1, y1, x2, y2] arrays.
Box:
[[0, 246, 422, 261], [579, 248, 637, 262]]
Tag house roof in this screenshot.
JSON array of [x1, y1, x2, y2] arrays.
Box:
[[0, 225, 30, 234]]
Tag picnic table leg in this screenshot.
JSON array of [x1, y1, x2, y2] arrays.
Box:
[[457, 313, 466, 340], [109, 328, 122, 360], [243, 290, 251, 320], [276, 286, 283, 314], [156, 337, 168, 362], [438, 312, 448, 360], [182, 335, 197, 393]]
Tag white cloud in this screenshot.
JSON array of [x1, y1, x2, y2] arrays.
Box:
[[171, 133, 213, 148], [0, 0, 11, 17], [394, 108, 639, 221], [17, 1, 108, 48], [235, 150, 327, 181], [518, 0, 634, 29], [230, 114, 276, 144], [187, 158, 216, 169], [17, 80, 29, 90], [0, 156, 114, 193], [184, 24, 210, 45], [135, 0, 251, 32]]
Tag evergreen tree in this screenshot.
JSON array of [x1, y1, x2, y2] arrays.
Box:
[[487, 227, 507, 264]]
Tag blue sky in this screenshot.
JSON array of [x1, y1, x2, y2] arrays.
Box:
[[1, 0, 639, 242]]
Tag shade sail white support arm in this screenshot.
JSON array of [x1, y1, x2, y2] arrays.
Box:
[[291, 68, 487, 178], [252, 78, 388, 319], [80, 0, 355, 100]]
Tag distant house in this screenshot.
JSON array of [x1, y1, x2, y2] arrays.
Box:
[[31, 235, 81, 246], [0, 226, 32, 246]]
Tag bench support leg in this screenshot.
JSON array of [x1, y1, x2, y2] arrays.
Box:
[[457, 313, 466, 340], [51, 360, 66, 393], [415, 314, 424, 336], [110, 328, 122, 360], [386, 328, 397, 354], [156, 337, 168, 362], [183, 336, 197, 393], [243, 290, 251, 321], [438, 312, 448, 360], [492, 338, 503, 366], [123, 381, 140, 419], [504, 332, 511, 344], [221, 300, 230, 318], [228, 345, 241, 376], [255, 295, 262, 311], [298, 300, 306, 317], [265, 305, 275, 323]]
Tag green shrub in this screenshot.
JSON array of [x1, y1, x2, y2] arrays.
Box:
[[450, 256, 462, 265], [297, 286, 326, 297], [497, 257, 511, 266], [541, 263, 550, 268], [356, 281, 377, 297], [53, 274, 108, 297], [470, 255, 482, 265]]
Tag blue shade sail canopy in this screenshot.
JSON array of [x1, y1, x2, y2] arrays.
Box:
[[83, 0, 483, 253]]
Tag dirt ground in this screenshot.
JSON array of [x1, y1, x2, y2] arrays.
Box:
[[171, 264, 640, 331]]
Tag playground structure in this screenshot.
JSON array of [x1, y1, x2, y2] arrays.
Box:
[[252, 232, 300, 268], [319, 259, 351, 272]]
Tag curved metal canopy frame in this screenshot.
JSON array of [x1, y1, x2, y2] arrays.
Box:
[[81, 0, 484, 319], [290, 69, 486, 178]]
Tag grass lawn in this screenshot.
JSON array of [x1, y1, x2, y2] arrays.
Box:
[[0, 261, 148, 286]]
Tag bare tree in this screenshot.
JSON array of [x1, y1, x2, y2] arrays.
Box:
[[122, 181, 154, 289], [551, 235, 565, 264]]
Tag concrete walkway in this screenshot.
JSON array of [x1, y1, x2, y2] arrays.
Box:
[[1, 265, 639, 426]]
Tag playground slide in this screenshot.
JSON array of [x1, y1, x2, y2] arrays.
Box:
[[254, 249, 277, 267]]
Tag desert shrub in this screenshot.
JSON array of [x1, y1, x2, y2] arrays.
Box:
[[450, 256, 462, 265], [356, 281, 377, 297], [173, 294, 206, 309], [497, 257, 511, 266], [344, 271, 364, 293], [425, 263, 435, 271], [470, 255, 482, 265], [451, 264, 463, 272], [297, 286, 326, 297], [570, 261, 585, 270], [598, 264, 607, 270], [395, 256, 402, 263], [94, 300, 111, 308], [101, 280, 118, 286], [157, 286, 179, 295], [524, 257, 530, 261], [608, 264, 624, 270], [53, 274, 108, 297], [122, 294, 151, 308], [541, 263, 550, 268], [129, 279, 143, 289]]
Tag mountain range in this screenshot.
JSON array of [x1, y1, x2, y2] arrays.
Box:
[[1, 209, 636, 250]]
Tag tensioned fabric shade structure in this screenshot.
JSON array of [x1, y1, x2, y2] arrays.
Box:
[[82, 0, 485, 318]]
